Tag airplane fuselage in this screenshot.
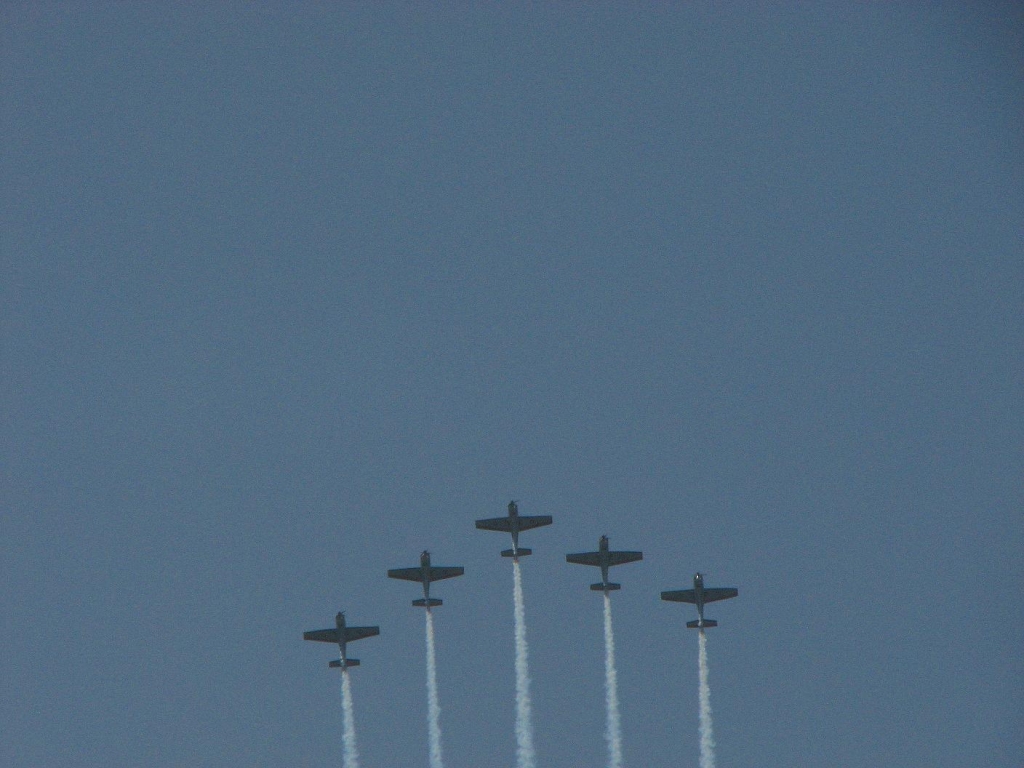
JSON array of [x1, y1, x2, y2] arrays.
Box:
[[597, 535, 610, 586], [504, 504, 534, 558], [419, 551, 433, 600], [334, 612, 351, 663], [507, 507, 522, 553], [692, 574, 708, 623]]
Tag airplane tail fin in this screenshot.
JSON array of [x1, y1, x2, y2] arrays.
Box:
[[412, 598, 443, 607], [501, 548, 531, 558], [686, 619, 717, 629], [591, 582, 621, 591], [329, 659, 360, 668]]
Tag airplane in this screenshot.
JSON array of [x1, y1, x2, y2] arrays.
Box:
[[661, 572, 738, 628], [565, 535, 643, 592], [475, 500, 552, 559], [303, 612, 380, 669], [387, 550, 465, 607]]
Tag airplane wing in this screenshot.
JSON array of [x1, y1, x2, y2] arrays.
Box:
[[516, 515, 553, 531], [566, 552, 603, 566], [606, 551, 643, 566], [303, 629, 340, 643], [426, 566, 464, 581], [475, 517, 513, 532], [388, 567, 426, 582], [702, 587, 738, 603], [661, 589, 697, 603], [343, 626, 380, 643]]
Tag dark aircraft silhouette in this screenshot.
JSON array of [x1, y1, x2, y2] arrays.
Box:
[[387, 550, 465, 607], [475, 500, 552, 559], [303, 612, 380, 669], [661, 573, 738, 628], [566, 535, 643, 592]]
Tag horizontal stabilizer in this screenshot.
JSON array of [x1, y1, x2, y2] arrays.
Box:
[[591, 583, 621, 591], [329, 658, 360, 668], [501, 548, 531, 557], [686, 619, 717, 629], [412, 598, 443, 607]]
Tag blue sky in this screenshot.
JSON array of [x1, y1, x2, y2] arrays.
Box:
[[3, 4, 1022, 767]]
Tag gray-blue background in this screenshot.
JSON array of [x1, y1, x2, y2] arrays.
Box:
[[4, 4, 1021, 767]]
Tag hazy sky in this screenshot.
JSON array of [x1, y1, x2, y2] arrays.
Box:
[[3, 4, 1022, 768]]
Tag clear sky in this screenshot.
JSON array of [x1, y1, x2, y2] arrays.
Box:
[[3, 4, 1022, 768]]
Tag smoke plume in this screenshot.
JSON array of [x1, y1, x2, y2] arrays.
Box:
[[697, 630, 716, 768], [425, 608, 445, 768], [512, 559, 536, 768], [340, 667, 361, 768], [602, 592, 623, 768]]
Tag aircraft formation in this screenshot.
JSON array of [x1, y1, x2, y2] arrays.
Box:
[[303, 500, 738, 768], [302, 500, 737, 665]]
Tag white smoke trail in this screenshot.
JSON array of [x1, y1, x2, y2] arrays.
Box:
[[697, 630, 716, 768], [339, 667, 361, 768], [425, 608, 445, 768], [512, 559, 536, 768], [602, 592, 623, 768]]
